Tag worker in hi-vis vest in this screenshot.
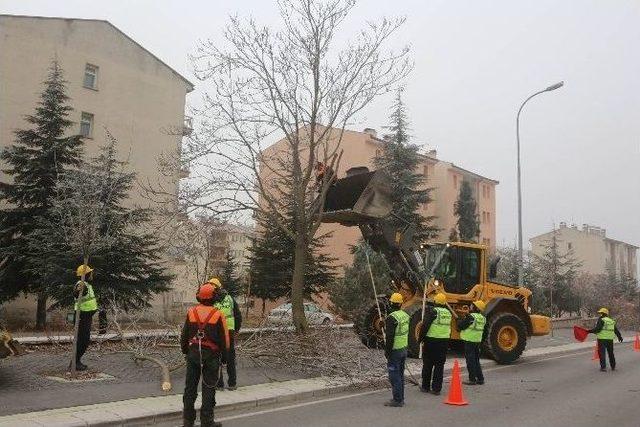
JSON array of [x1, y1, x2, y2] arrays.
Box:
[[457, 300, 487, 385], [420, 292, 451, 395], [588, 307, 623, 372], [73, 264, 98, 371], [209, 277, 243, 390], [384, 292, 409, 407]]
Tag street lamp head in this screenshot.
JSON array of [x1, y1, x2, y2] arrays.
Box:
[[545, 81, 564, 92]]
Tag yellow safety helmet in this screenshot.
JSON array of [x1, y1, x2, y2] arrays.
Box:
[[207, 277, 222, 288], [389, 293, 404, 304], [434, 293, 447, 305], [472, 300, 486, 312], [597, 307, 609, 316], [76, 264, 93, 277]]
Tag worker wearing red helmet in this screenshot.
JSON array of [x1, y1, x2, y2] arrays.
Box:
[[180, 283, 229, 427]]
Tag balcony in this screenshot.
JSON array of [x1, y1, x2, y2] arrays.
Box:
[[182, 116, 193, 136]]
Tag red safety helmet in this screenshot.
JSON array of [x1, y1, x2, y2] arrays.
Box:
[[197, 283, 216, 300]]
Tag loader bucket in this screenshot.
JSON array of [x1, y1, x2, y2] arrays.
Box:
[[320, 169, 392, 225]]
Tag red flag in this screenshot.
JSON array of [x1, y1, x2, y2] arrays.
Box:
[[573, 325, 589, 342]]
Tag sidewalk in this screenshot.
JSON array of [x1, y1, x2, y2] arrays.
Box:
[[2, 336, 632, 427]]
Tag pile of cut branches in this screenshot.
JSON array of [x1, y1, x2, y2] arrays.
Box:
[[238, 325, 388, 386]]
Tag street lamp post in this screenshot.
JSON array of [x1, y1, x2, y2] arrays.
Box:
[[516, 81, 564, 286]]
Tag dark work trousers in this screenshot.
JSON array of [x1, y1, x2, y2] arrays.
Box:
[[387, 348, 407, 403], [597, 339, 616, 370], [464, 341, 484, 383], [183, 350, 220, 427], [76, 310, 95, 363], [422, 338, 448, 392], [217, 331, 236, 387]]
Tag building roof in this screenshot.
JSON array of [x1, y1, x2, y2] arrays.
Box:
[[0, 14, 194, 92], [604, 236, 639, 249]]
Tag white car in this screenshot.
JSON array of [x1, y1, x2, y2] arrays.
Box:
[[267, 302, 334, 326]]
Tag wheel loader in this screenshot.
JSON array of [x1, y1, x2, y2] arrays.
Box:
[[320, 167, 551, 364]]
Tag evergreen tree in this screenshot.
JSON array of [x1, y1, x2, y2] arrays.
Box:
[[373, 89, 438, 240], [27, 131, 173, 312], [494, 246, 543, 311], [221, 251, 241, 297], [248, 210, 336, 306], [0, 60, 84, 329], [328, 241, 392, 321], [532, 229, 581, 317], [453, 180, 480, 243]]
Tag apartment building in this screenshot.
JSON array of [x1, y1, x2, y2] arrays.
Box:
[[260, 126, 498, 270], [0, 15, 193, 323], [530, 222, 638, 279]]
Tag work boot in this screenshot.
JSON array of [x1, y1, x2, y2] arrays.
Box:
[[227, 385, 237, 391], [463, 380, 477, 386], [429, 390, 441, 396], [383, 400, 404, 407], [476, 381, 485, 385], [419, 386, 430, 393], [182, 416, 195, 427], [599, 368, 607, 372]]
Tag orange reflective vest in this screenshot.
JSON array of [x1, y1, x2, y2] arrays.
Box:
[[187, 305, 229, 352]]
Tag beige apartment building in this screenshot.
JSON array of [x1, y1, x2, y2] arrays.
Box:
[[260, 126, 498, 270], [0, 15, 193, 323], [530, 223, 638, 279]]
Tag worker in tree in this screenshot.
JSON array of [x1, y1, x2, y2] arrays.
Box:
[[420, 293, 451, 395], [315, 161, 336, 191], [384, 292, 409, 407], [588, 307, 623, 372], [457, 300, 486, 385], [181, 283, 229, 427], [72, 264, 98, 371], [209, 277, 243, 391]]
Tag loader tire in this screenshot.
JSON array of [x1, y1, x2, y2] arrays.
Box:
[[355, 301, 388, 349], [407, 311, 423, 358], [485, 312, 527, 364]]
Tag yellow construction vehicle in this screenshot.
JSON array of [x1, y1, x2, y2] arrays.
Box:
[[0, 328, 22, 359], [321, 167, 551, 364]]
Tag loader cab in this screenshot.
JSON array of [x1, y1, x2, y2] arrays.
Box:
[[427, 243, 484, 295]]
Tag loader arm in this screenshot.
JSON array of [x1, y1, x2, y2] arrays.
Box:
[[319, 168, 428, 294]]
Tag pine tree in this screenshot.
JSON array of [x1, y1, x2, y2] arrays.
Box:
[[27, 131, 173, 312], [453, 180, 480, 243], [328, 241, 392, 321], [373, 89, 438, 240], [248, 210, 336, 306], [221, 251, 241, 297], [532, 229, 582, 317], [0, 60, 84, 329]]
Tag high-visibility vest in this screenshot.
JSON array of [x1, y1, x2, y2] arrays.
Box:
[[187, 304, 229, 351], [74, 282, 98, 312], [214, 294, 235, 331], [596, 317, 616, 340], [460, 312, 486, 343], [427, 307, 452, 339], [389, 310, 410, 350]]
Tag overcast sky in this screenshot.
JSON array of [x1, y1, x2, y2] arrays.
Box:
[[2, 0, 639, 255]]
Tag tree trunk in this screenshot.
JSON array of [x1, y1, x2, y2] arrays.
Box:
[[35, 293, 48, 331], [291, 233, 308, 332]]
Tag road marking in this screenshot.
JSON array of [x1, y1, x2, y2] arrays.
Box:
[[218, 348, 599, 422], [218, 389, 383, 421]]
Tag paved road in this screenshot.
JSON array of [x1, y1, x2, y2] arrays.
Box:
[[207, 344, 639, 427]]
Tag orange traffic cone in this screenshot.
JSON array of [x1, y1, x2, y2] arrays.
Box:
[[592, 342, 600, 361], [444, 359, 468, 406], [634, 333, 640, 352]]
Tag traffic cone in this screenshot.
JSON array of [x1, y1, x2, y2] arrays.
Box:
[[444, 359, 468, 406], [634, 333, 640, 352], [592, 342, 600, 361]]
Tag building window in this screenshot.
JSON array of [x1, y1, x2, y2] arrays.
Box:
[[568, 242, 573, 250], [80, 112, 94, 138], [83, 64, 98, 89], [486, 212, 490, 224]]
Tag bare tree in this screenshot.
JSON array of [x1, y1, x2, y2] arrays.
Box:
[[153, 0, 411, 332]]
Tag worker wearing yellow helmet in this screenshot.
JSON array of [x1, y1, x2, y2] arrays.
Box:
[[73, 264, 98, 371], [419, 292, 451, 395], [209, 277, 243, 391], [457, 300, 487, 385], [384, 292, 409, 407], [588, 307, 623, 372]]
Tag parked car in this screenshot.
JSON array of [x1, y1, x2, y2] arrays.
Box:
[[267, 302, 334, 326]]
